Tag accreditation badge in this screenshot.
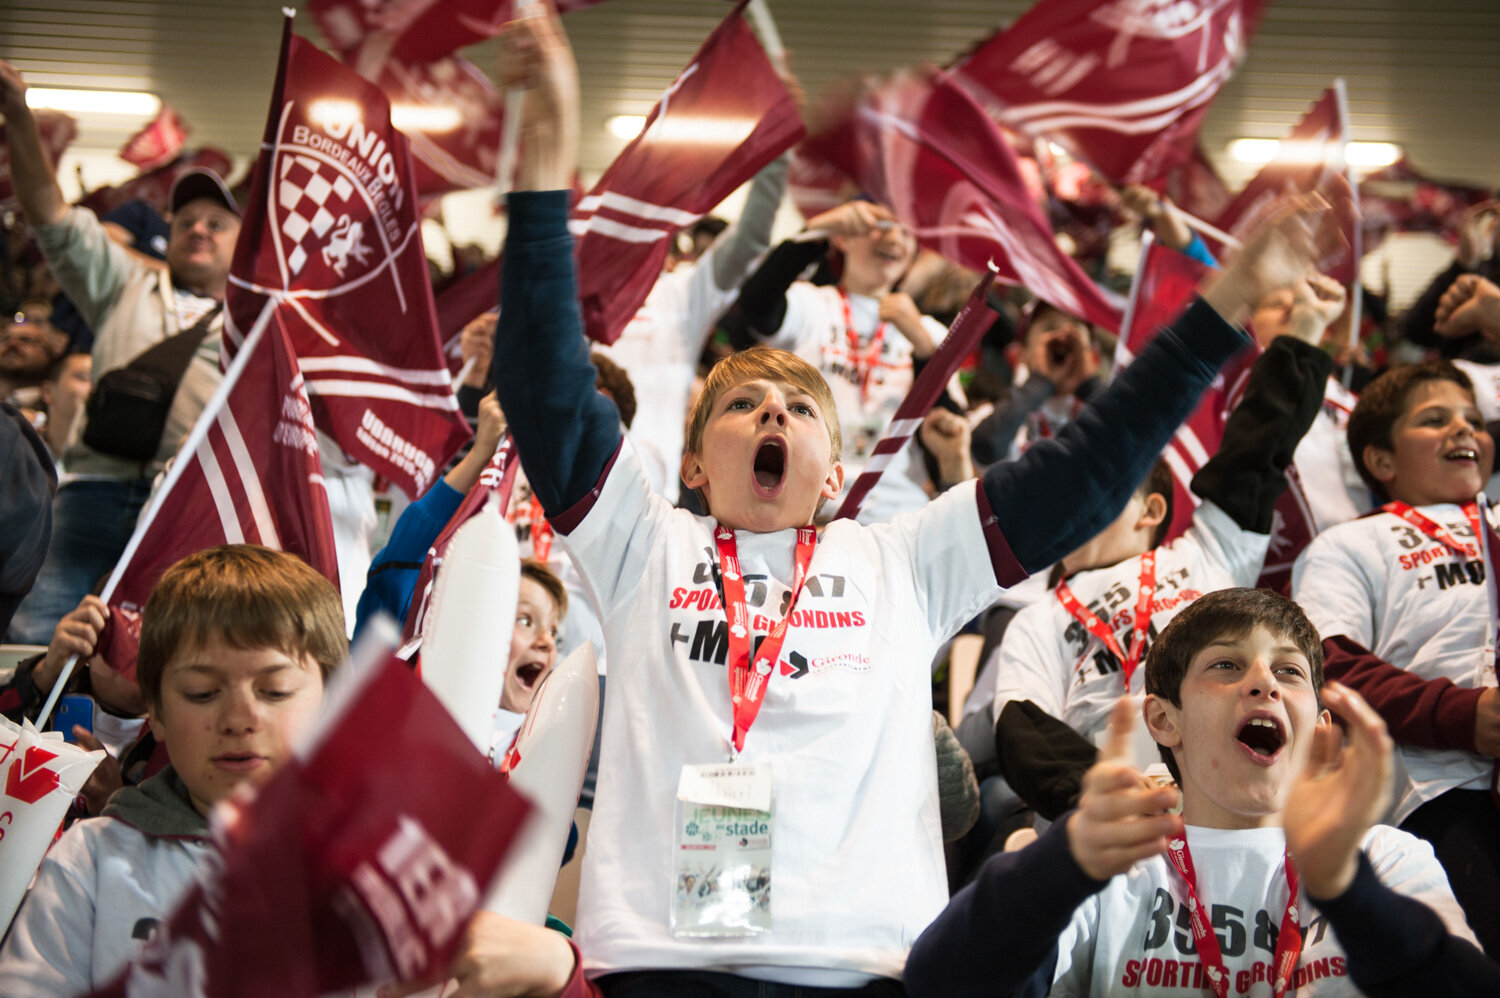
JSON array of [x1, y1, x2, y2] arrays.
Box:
[[670, 762, 773, 938]]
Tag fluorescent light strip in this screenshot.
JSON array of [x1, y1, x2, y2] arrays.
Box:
[[1228, 138, 1401, 168], [26, 87, 160, 116]]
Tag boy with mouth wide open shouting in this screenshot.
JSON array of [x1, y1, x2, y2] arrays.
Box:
[[906, 588, 1491, 998], [437, 6, 1355, 995]]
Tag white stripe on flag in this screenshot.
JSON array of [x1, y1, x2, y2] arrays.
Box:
[[574, 191, 701, 227], [1173, 423, 1212, 469], [200, 429, 247, 545], [305, 378, 463, 411], [568, 216, 675, 244], [862, 451, 898, 475], [298, 355, 455, 387], [1160, 445, 1201, 509], [887, 418, 923, 438], [218, 408, 281, 549]]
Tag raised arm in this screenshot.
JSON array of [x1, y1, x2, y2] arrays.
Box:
[[981, 188, 1348, 577], [489, 6, 623, 519], [0, 61, 68, 226]]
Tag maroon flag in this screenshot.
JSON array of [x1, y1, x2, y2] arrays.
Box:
[[100, 315, 340, 681], [834, 272, 997, 522], [435, 257, 503, 373], [1114, 234, 1251, 543], [1160, 141, 1232, 226], [311, 0, 607, 67], [1213, 83, 1357, 281], [225, 16, 471, 500], [400, 435, 521, 648], [376, 54, 504, 196], [805, 70, 1123, 332], [951, 0, 1264, 185], [1359, 158, 1494, 255], [0, 110, 76, 211], [88, 650, 531, 998], [786, 146, 854, 221], [118, 106, 188, 171], [572, 0, 804, 345]]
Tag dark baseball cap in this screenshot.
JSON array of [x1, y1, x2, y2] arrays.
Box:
[[168, 167, 239, 217]]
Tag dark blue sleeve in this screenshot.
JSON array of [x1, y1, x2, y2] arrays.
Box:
[[352, 481, 464, 640], [906, 811, 1104, 998], [1318, 851, 1500, 997], [981, 297, 1251, 575], [490, 190, 624, 519]]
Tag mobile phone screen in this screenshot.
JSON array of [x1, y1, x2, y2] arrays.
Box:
[[54, 695, 95, 743]]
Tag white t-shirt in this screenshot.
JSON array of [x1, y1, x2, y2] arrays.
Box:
[[761, 284, 948, 524], [1051, 824, 1474, 996], [567, 440, 1008, 982], [988, 501, 1268, 752], [594, 248, 738, 505], [1292, 504, 1499, 822]]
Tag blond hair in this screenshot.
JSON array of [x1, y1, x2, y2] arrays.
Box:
[[685, 347, 842, 462]]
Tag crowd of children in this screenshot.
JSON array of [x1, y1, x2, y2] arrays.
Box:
[[3, 2, 1500, 996]]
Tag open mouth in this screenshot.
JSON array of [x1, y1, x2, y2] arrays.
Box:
[[514, 662, 545, 690], [1046, 338, 1074, 366], [752, 438, 787, 495], [1234, 715, 1286, 761], [1446, 448, 1478, 463]]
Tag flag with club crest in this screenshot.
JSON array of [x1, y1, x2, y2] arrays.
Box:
[[86, 645, 532, 998], [225, 14, 471, 500], [804, 69, 1123, 332], [571, 0, 804, 345], [951, 0, 1265, 185], [119, 105, 189, 171], [98, 312, 340, 681]]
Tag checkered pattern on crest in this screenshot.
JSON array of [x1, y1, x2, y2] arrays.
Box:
[[278, 153, 355, 276]]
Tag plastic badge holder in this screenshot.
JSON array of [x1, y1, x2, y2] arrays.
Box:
[[671, 762, 773, 938]]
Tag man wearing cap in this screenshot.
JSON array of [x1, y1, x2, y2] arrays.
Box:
[[0, 59, 240, 643]]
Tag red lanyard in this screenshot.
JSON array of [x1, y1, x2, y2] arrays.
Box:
[[1166, 834, 1303, 998], [837, 288, 887, 403], [527, 495, 553, 562], [1381, 500, 1483, 558], [1054, 550, 1157, 691], [714, 523, 817, 757]]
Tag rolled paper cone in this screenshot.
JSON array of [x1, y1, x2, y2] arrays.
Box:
[[0, 718, 104, 935], [420, 493, 521, 751], [483, 643, 600, 923]]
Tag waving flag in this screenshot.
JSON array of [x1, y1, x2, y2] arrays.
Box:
[[572, 0, 804, 345], [0, 110, 76, 212], [118, 106, 188, 171], [79, 148, 236, 219], [805, 70, 1123, 332], [87, 647, 531, 998], [97, 314, 340, 681], [312, 0, 609, 68], [1360, 158, 1494, 255], [377, 54, 506, 196], [952, 0, 1264, 185], [1214, 83, 1358, 278], [226, 14, 470, 500]]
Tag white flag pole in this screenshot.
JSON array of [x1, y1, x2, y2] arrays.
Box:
[[36, 297, 280, 730], [747, 0, 786, 65], [496, 0, 541, 198]]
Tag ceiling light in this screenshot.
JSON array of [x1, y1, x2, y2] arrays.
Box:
[[25, 88, 161, 116], [607, 114, 647, 140], [1228, 138, 1402, 168], [391, 104, 462, 133]]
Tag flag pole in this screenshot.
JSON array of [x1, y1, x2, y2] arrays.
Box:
[[746, 0, 785, 65], [35, 298, 280, 731], [496, 0, 541, 198], [1176, 210, 1243, 252]]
